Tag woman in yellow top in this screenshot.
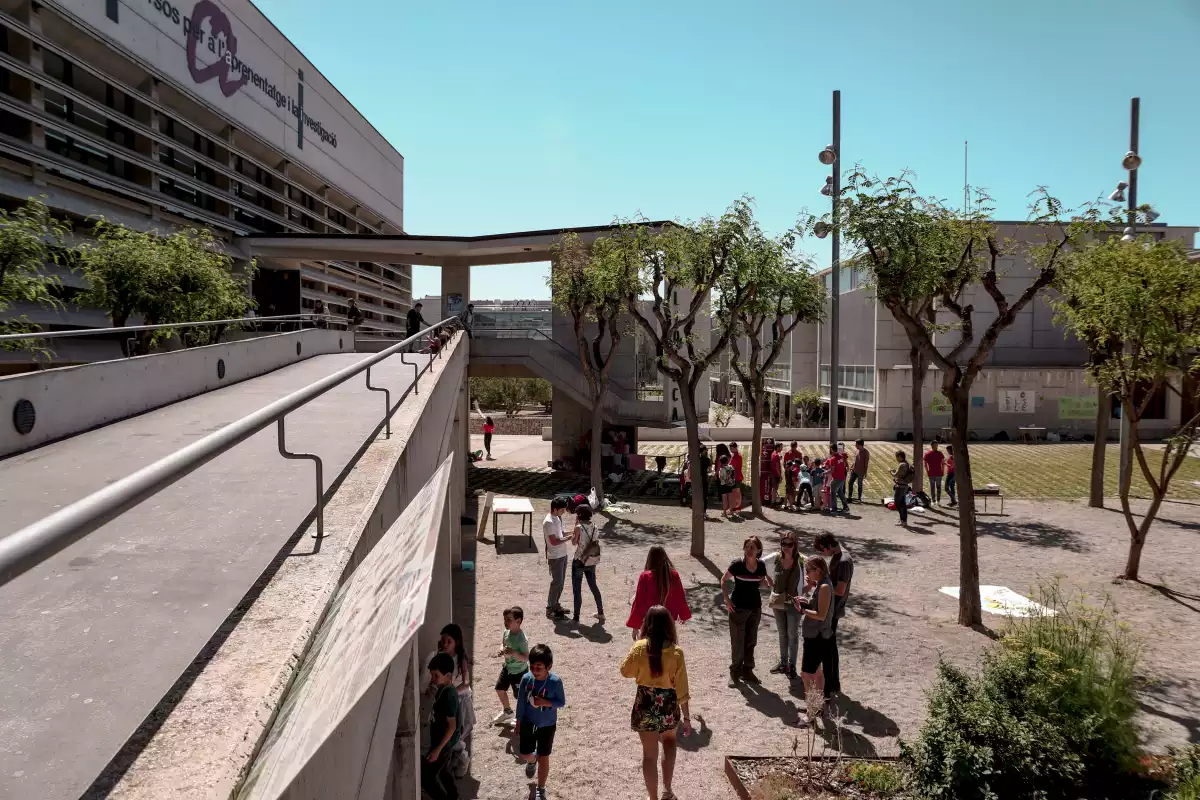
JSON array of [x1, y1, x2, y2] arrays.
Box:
[[620, 605, 693, 800]]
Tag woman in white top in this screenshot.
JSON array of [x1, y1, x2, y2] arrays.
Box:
[[570, 505, 605, 624]]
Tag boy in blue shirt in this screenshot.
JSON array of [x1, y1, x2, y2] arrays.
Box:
[[516, 643, 566, 799]]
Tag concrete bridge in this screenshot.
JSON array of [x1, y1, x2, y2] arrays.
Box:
[[0, 326, 472, 800]]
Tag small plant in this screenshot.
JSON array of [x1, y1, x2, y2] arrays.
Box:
[[1168, 744, 1200, 800], [847, 762, 903, 794]]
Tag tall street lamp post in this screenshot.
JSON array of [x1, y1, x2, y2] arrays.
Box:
[[817, 90, 841, 448], [1109, 97, 1142, 497]]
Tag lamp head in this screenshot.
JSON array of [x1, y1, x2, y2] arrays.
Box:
[[818, 145, 837, 166], [1122, 151, 1142, 171], [813, 221, 831, 239], [820, 176, 834, 197], [1109, 181, 1128, 203], [1145, 208, 1161, 223], [1121, 227, 1135, 242]]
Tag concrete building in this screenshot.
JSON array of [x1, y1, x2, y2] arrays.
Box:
[[0, 0, 413, 362], [417, 295, 553, 336], [716, 222, 1199, 439]]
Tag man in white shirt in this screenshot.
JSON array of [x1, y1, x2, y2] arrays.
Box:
[[543, 497, 571, 618]]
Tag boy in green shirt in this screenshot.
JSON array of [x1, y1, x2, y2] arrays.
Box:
[[492, 605, 528, 726]]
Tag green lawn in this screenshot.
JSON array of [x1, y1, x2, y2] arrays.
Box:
[[636, 442, 1200, 501]]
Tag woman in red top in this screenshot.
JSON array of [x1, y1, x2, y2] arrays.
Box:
[[730, 442, 745, 511], [626, 546, 692, 639], [482, 416, 495, 461]]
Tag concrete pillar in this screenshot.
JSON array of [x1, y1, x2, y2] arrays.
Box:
[[388, 645, 421, 800], [441, 259, 470, 321]]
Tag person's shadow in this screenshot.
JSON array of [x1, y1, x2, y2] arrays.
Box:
[[677, 713, 713, 751], [552, 619, 613, 644]]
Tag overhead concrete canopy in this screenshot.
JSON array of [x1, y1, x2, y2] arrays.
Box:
[[236, 221, 673, 266]]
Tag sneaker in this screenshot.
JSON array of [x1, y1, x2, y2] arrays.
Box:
[[525, 761, 537, 779], [786, 665, 798, 679], [769, 662, 787, 675], [493, 709, 514, 726], [727, 670, 740, 688], [534, 787, 547, 800], [743, 669, 761, 684], [595, 613, 606, 624]]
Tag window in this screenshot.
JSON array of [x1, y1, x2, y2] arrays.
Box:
[[819, 364, 875, 405]]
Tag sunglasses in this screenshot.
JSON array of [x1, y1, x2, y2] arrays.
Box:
[[781, 541, 796, 547]]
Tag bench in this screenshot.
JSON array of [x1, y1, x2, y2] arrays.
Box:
[[975, 486, 1004, 515], [1017, 426, 1046, 444]]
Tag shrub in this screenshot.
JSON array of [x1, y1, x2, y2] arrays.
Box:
[[847, 761, 903, 794], [1168, 744, 1200, 800], [900, 586, 1141, 800]]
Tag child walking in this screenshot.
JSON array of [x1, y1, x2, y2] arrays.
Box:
[[437, 623, 476, 756], [423, 653, 461, 800], [516, 644, 566, 799], [492, 606, 528, 728]]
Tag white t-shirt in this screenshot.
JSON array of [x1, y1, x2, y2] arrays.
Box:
[[543, 513, 569, 560]]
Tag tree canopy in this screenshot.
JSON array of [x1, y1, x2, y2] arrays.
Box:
[[0, 199, 69, 347]]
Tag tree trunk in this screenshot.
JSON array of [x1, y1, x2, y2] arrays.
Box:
[[680, 383, 706, 557], [750, 390, 765, 517], [948, 388, 982, 627], [1089, 392, 1111, 508], [590, 402, 605, 505], [910, 347, 926, 493], [1118, 443, 1167, 582]]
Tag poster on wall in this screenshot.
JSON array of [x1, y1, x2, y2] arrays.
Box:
[[444, 293, 464, 318], [930, 393, 951, 416], [998, 389, 1035, 414], [1058, 395, 1098, 420]]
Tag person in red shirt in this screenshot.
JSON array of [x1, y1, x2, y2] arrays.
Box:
[[730, 442, 745, 512], [923, 440, 946, 506], [944, 443, 957, 507], [483, 416, 496, 460], [769, 443, 784, 506], [626, 546, 692, 639], [826, 444, 849, 513]]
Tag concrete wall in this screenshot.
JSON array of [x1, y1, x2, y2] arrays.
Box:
[[0, 329, 347, 456], [104, 335, 469, 800]]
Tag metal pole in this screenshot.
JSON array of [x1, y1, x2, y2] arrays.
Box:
[[829, 89, 841, 448], [1118, 97, 1139, 498]]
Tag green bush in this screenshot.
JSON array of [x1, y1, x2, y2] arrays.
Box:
[[900, 586, 1141, 800], [847, 761, 904, 794], [1168, 744, 1200, 800]]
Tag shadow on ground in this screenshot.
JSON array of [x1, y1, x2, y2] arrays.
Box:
[[977, 519, 1090, 553]]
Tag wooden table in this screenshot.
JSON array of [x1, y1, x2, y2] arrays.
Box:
[[1017, 427, 1046, 444], [975, 486, 1004, 514], [492, 497, 535, 551]]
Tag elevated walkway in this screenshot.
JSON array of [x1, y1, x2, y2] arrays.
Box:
[[0, 334, 468, 800], [469, 331, 669, 427]]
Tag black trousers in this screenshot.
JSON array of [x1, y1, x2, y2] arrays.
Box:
[[823, 615, 842, 696], [421, 749, 459, 800]]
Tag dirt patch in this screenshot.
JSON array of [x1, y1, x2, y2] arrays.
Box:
[[466, 492, 1200, 800]]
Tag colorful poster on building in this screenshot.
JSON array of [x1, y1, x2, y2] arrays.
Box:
[[971, 396, 986, 408], [998, 389, 1035, 414], [930, 393, 951, 415], [1058, 395, 1098, 420], [444, 293, 464, 317]]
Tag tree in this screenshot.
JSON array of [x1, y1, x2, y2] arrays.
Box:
[[719, 225, 826, 516], [549, 232, 635, 502], [824, 171, 1095, 626], [792, 387, 823, 427], [76, 220, 253, 354], [525, 378, 553, 413], [0, 199, 69, 348], [1053, 232, 1200, 581], [596, 201, 758, 556]]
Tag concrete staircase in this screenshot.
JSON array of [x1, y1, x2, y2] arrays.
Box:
[[469, 333, 669, 427]]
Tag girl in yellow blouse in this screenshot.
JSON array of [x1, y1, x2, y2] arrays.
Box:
[[620, 605, 693, 800]]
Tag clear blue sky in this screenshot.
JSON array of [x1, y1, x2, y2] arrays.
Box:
[[256, 0, 1200, 301]]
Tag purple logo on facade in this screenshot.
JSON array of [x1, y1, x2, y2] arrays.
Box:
[[186, 0, 246, 97]]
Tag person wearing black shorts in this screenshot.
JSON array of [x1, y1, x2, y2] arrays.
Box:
[[795, 555, 834, 728], [515, 644, 566, 800]]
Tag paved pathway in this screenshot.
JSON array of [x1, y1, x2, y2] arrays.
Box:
[[0, 353, 422, 800]]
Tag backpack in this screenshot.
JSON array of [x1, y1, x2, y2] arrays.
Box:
[[719, 464, 736, 487], [579, 522, 601, 565]]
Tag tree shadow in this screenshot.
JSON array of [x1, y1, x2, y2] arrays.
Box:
[[976, 519, 1090, 553], [595, 514, 682, 547], [835, 535, 915, 564], [681, 582, 728, 632], [1138, 676, 1200, 744], [1140, 580, 1200, 614]]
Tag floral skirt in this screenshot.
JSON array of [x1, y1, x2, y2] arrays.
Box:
[[630, 685, 679, 733]]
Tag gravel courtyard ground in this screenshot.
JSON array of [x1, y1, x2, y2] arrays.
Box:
[[465, 469, 1200, 800]]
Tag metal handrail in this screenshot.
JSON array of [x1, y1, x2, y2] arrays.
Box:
[[0, 313, 334, 344], [0, 318, 460, 588]]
